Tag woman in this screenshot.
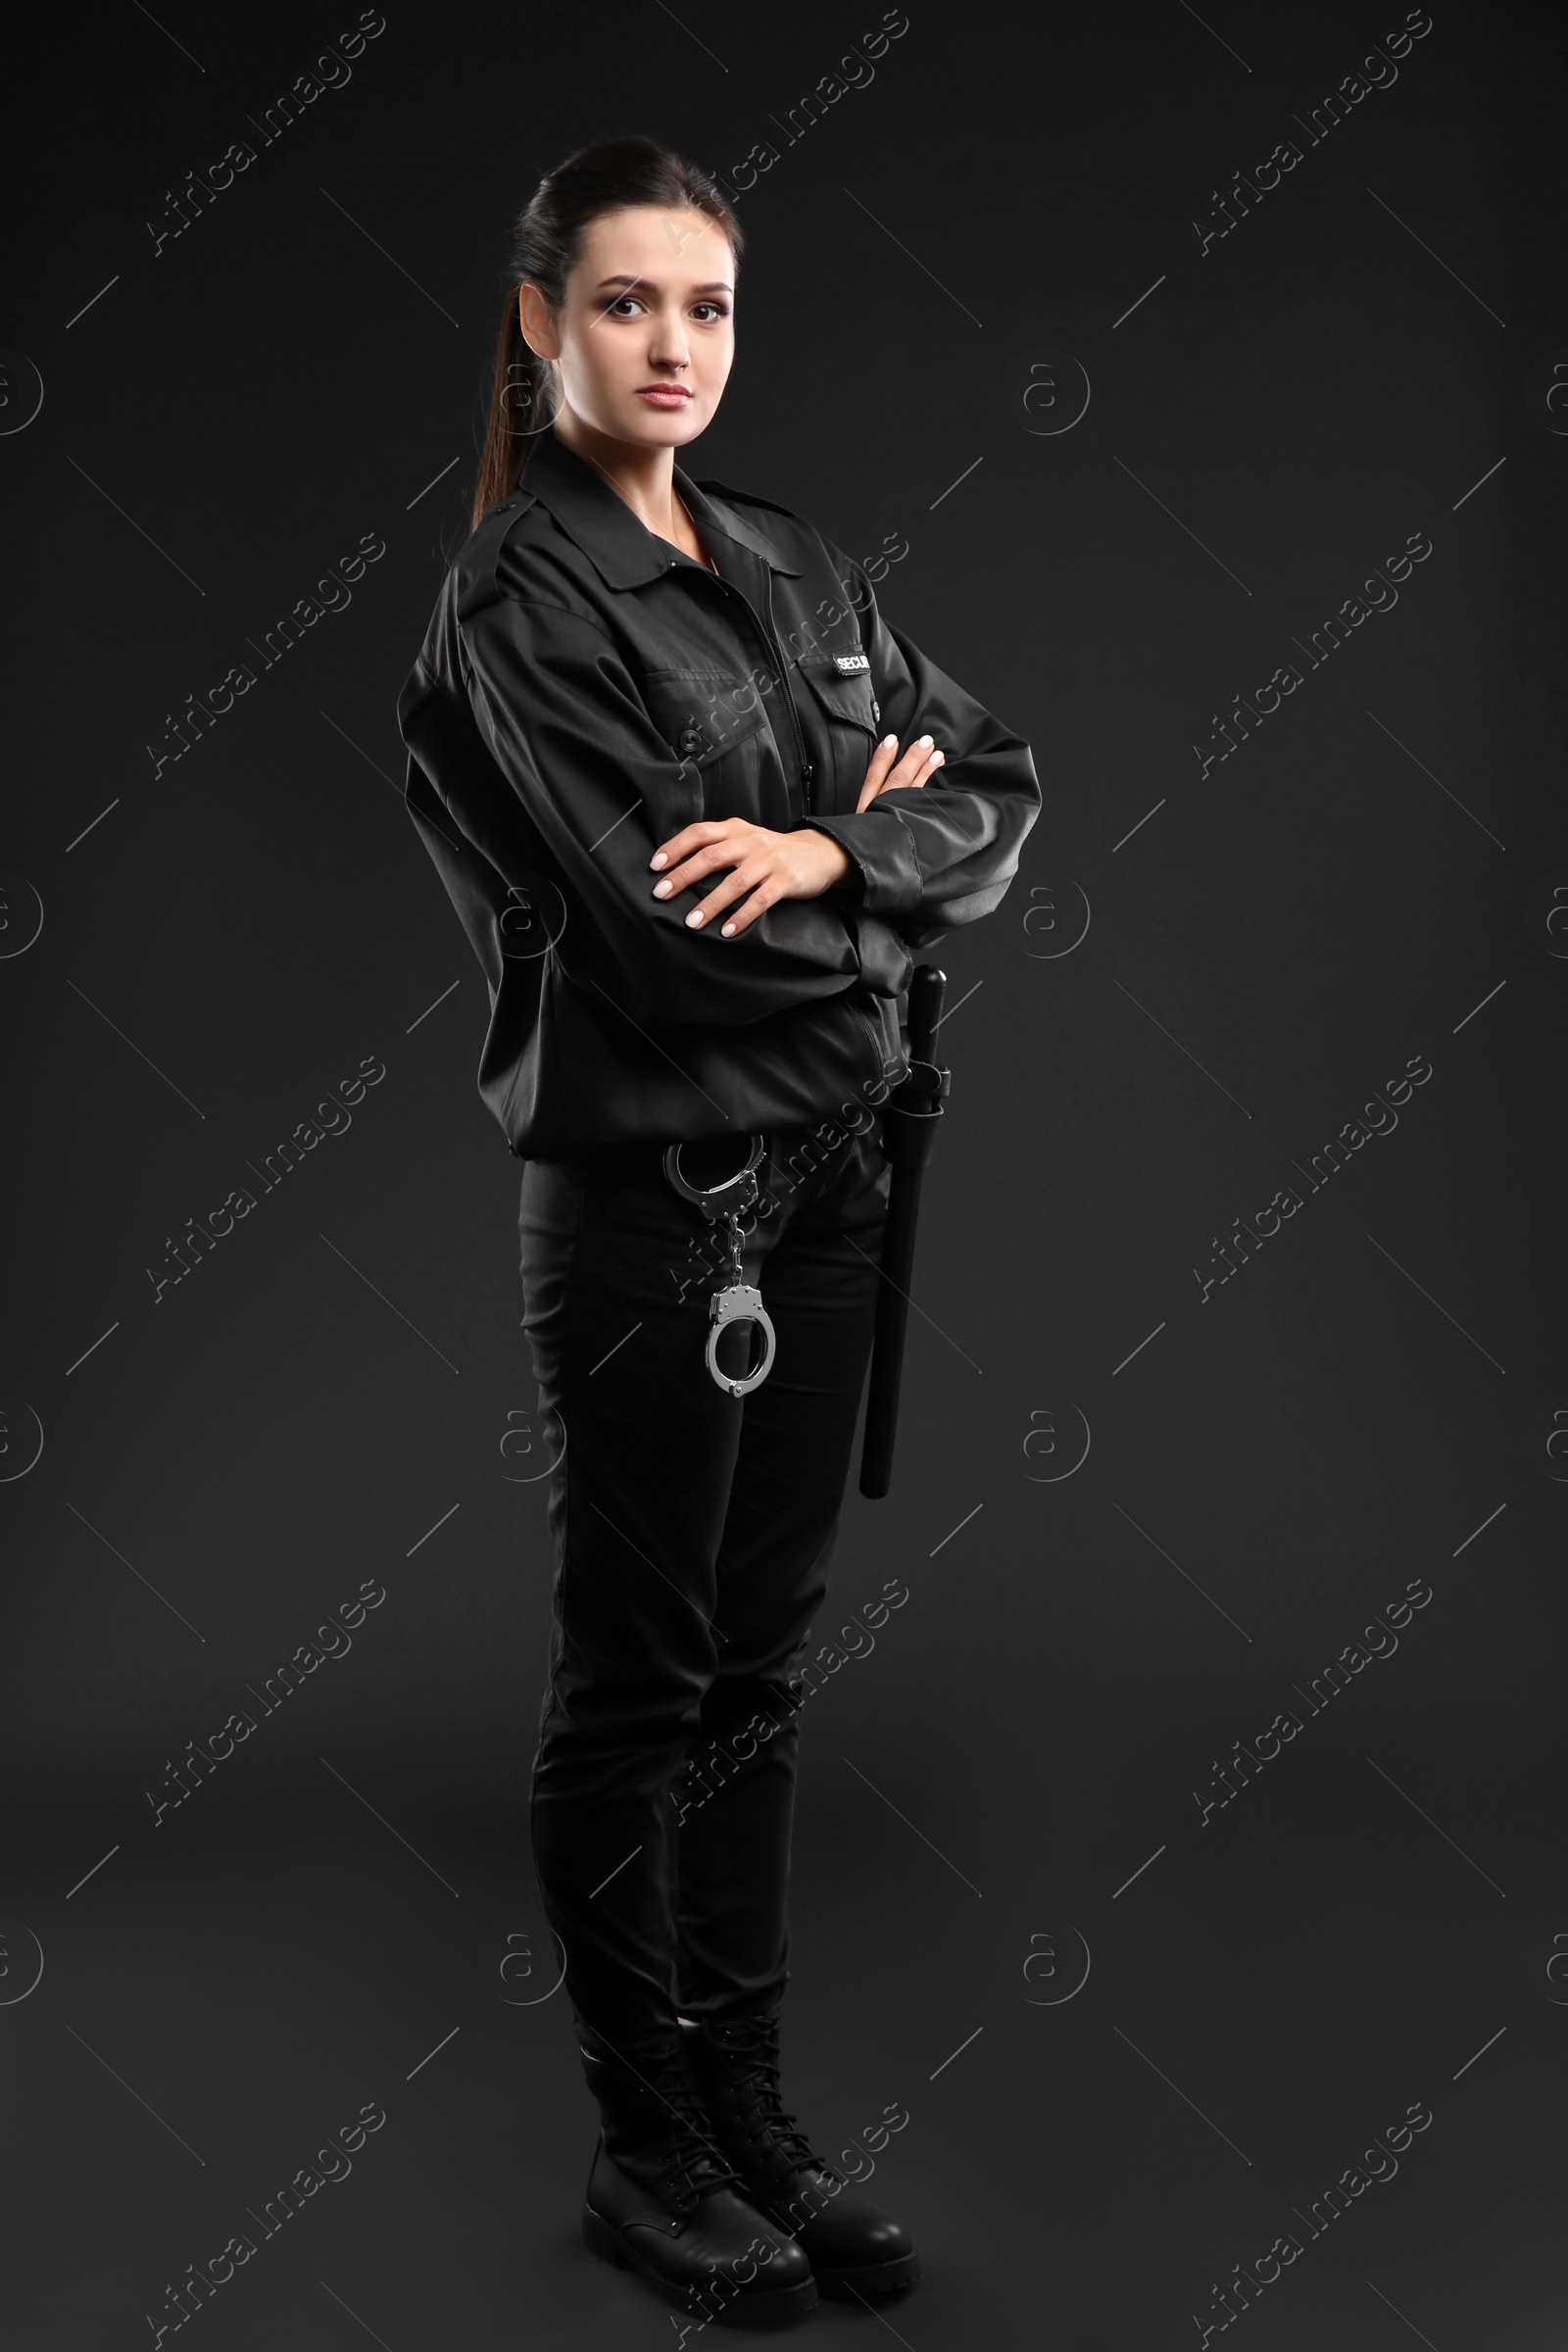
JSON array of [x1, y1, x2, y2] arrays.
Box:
[[399, 136, 1039, 2326]]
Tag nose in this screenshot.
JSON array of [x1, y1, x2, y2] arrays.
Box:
[[648, 309, 691, 372]]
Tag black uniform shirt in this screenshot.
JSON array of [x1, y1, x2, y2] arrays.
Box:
[[398, 427, 1041, 1158]]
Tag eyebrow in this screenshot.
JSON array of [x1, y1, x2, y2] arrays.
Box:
[[593, 274, 733, 294]]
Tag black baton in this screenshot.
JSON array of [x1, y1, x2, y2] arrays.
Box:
[[858, 963, 951, 1499]]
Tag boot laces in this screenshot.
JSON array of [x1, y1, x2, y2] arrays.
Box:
[[711, 2015, 837, 2180], [647, 2055, 745, 2202]]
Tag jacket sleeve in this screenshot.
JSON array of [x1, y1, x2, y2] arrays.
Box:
[[454, 586, 911, 1027], [802, 545, 1042, 947]]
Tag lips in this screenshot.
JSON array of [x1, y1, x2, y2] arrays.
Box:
[[635, 386, 693, 407]]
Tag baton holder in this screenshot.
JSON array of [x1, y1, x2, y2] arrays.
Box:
[[858, 965, 951, 1499]]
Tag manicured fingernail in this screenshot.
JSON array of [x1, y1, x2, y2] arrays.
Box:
[[650, 852, 667, 869], [917, 734, 933, 750], [653, 879, 672, 897], [881, 734, 898, 749], [929, 749, 945, 766], [686, 909, 704, 926], [721, 921, 736, 937]]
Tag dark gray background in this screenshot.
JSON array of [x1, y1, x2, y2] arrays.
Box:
[[3, 1, 1564, 2343]]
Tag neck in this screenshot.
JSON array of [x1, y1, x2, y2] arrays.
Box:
[[553, 407, 684, 541]]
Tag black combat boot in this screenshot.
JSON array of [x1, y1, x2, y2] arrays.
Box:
[[683, 2011, 919, 2300], [577, 2025, 817, 2326]]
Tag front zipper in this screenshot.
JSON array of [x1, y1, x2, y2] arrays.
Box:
[[677, 553, 815, 817], [760, 567, 815, 816]]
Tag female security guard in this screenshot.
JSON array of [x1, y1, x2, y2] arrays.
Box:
[[399, 136, 1039, 2326]]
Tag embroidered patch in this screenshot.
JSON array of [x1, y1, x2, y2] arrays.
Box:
[[833, 652, 870, 673]]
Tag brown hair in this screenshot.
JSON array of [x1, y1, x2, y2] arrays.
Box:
[[471, 136, 744, 528]]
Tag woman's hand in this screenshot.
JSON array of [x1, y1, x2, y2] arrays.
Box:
[[856, 731, 945, 811], [650, 820, 853, 938], [648, 733, 947, 940]]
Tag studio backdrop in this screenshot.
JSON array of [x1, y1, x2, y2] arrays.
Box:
[[3, 2, 1564, 2345]]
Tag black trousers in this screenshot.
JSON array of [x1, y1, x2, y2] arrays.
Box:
[[518, 1118, 890, 2064]]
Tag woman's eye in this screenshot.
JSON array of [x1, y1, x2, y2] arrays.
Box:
[[603, 295, 728, 321]]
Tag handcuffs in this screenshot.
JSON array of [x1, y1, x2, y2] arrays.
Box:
[[662, 1134, 777, 1397]]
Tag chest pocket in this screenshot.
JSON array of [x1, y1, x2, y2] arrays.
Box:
[[640, 668, 781, 826], [800, 661, 880, 811]]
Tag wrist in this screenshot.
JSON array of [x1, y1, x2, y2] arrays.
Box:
[[799, 825, 858, 896]]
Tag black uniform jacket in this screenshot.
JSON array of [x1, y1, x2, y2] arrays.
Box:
[[398, 427, 1040, 1159]]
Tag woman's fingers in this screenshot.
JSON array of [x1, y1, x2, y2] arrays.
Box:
[[652, 852, 718, 900], [890, 733, 944, 787], [650, 816, 755, 873], [856, 734, 902, 812], [680, 858, 760, 929], [651, 820, 754, 900], [716, 882, 777, 936], [857, 734, 945, 811]]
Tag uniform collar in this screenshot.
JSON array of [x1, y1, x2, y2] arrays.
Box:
[[518, 428, 802, 589]]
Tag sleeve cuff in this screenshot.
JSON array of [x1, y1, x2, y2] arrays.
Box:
[[847, 908, 913, 998], [802, 805, 923, 917]]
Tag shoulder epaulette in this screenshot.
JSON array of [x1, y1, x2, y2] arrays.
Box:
[[454, 488, 542, 621], [478, 486, 540, 530]]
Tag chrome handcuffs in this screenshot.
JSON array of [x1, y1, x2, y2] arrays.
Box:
[[662, 1134, 777, 1398]]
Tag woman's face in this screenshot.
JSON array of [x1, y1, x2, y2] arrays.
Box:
[[521, 205, 736, 450]]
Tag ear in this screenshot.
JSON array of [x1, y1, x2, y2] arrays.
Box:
[[518, 280, 561, 362]]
